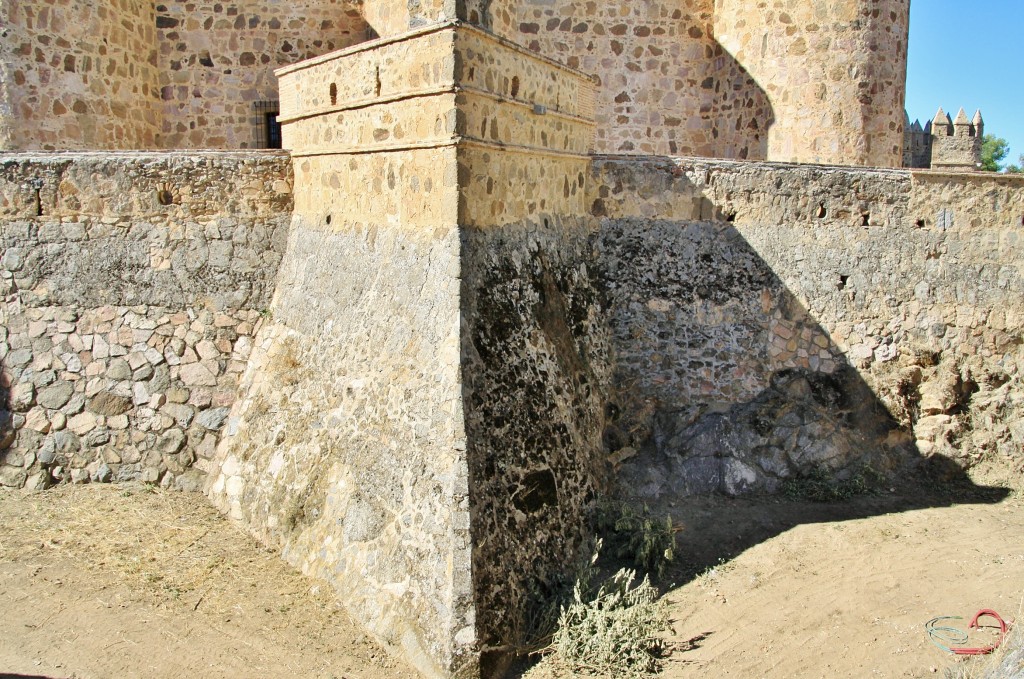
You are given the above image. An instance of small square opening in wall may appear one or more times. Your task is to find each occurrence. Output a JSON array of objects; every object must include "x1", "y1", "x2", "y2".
[{"x1": 254, "y1": 101, "x2": 282, "y2": 149}]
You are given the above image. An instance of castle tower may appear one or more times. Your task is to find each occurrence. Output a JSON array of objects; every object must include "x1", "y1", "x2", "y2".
[
  {"x1": 713, "y1": 0, "x2": 910, "y2": 167},
  {"x1": 902, "y1": 114, "x2": 932, "y2": 169},
  {"x1": 930, "y1": 106, "x2": 984, "y2": 171}
]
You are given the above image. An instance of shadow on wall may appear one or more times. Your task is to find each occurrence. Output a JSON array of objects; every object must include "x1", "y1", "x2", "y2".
[
  {"x1": 600, "y1": 216, "x2": 918, "y2": 497},
  {"x1": 0, "y1": 358, "x2": 13, "y2": 482},
  {"x1": 702, "y1": 41, "x2": 774, "y2": 161},
  {"x1": 593, "y1": 161, "x2": 1012, "y2": 576}
]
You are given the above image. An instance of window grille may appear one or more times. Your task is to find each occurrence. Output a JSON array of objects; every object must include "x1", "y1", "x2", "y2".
[{"x1": 254, "y1": 101, "x2": 282, "y2": 149}]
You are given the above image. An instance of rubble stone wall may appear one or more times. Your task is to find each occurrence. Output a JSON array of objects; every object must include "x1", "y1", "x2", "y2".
[
  {"x1": 593, "y1": 157, "x2": 1024, "y2": 498},
  {"x1": 0, "y1": 0, "x2": 161, "y2": 151},
  {"x1": 459, "y1": 153, "x2": 608, "y2": 669},
  {"x1": 471, "y1": 0, "x2": 772, "y2": 159},
  {"x1": 454, "y1": 38, "x2": 604, "y2": 655},
  {"x1": 155, "y1": 0, "x2": 368, "y2": 149},
  {"x1": 0, "y1": 152, "x2": 293, "y2": 491}
]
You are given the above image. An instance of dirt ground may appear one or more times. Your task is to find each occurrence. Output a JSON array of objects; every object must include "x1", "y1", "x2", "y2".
[
  {"x1": 0, "y1": 484, "x2": 408, "y2": 679},
  {"x1": 1, "y1": 467, "x2": 1022, "y2": 679}
]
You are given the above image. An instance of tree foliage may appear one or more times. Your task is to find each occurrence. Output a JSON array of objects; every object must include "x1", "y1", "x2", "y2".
[
  {"x1": 981, "y1": 134, "x2": 1010, "y2": 172},
  {"x1": 1006, "y1": 154, "x2": 1024, "y2": 174}
]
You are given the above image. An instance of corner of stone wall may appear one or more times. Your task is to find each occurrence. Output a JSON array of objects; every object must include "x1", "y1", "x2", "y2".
[{"x1": 205, "y1": 23, "x2": 611, "y2": 678}]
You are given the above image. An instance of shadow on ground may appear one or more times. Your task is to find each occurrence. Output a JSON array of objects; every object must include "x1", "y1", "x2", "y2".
[
  {"x1": 591, "y1": 162, "x2": 1014, "y2": 586},
  {"x1": 653, "y1": 475, "x2": 1010, "y2": 589}
]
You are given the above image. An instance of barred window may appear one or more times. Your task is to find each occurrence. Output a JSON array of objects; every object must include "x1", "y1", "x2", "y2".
[{"x1": 254, "y1": 101, "x2": 282, "y2": 149}]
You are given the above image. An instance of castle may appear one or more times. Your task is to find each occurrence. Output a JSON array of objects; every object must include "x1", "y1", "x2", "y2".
[
  {"x1": 3, "y1": 0, "x2": 911, "y2": 167},
  {"x1": 903, "y1": 107, "x2": 985, "y2": 171},
  {"x1": 2, "y1": 2, "x2": 1023, "y2": 678}
]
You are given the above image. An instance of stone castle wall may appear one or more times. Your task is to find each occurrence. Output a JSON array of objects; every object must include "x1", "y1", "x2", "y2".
[
  {"x1": 209, "y1": 29, "x2": 474, "y2": 679},
  {"x1": 454, "y1": 31, "x2": 606, "y2": 672},
  {"x1": 713, "y1": 0, "x2": 909, "y2": 166},
  {"x1": 476, "y1": 0, "x2": 772, "y2": 159},
  {"x1": 2, "y1": 1, "x2": 910, "y2": 167},
  {"x1": 207, "y1": 24, "x2": 607, "y2": 678},
  {"x1": 593, "y1": 158, "x2": 1024, "y2": 497},
  {"x1": 0, "y1": 0, "x2": 161, "y2": 150},
  {"x1": 459, "y1": 0, "x2": 907, "y2": 165},
  {"x1": 0, "y1": 152, "x2": 292, "y2": 491},
  {"x1": 155, "y1": 0, "x2": 367, "y2": 148},
  {"x1": 2, "y1": 151, "x2": 1021, "y2": 676},
  {"x1": 0, "y1": 0, "x2": 368, "y2": 151}
]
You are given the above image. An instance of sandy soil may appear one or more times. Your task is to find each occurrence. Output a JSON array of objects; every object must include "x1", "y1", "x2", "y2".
[
  {"x1": 0, "y1": 484, "x2": 408, "y2": 679},
  {"x1": 1, "y1": 472, "x2": 1021, "y2": 679},
  {"x1": 658, "y1": 491, "x2": 1024, "y2": 678}
]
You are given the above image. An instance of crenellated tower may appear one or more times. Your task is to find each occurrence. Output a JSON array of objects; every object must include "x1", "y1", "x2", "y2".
[{"x1": 928, "y1": 107, "x2": 984, "y2": 171}]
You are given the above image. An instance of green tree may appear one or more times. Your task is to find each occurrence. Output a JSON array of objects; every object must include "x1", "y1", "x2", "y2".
[
  {"x1": 1006, "y1": 154, "x2": 1024, "y2": 174},
  {"x1": 981, "y1": 135, "x2": 1010, "y2": 172}
]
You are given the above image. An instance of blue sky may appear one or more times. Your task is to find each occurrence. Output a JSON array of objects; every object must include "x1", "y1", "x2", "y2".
[{"x1": 905, "y1": 1, "x2": 1024, "y2": 167}]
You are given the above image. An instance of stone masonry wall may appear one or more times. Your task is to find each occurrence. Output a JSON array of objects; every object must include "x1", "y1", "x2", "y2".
[
  {"x1": 459, "y1": 161, "x2": 608, "y2": 672},
  {"x1": 462, "y1": 0, "x2": 908, "y2": 165},
  {"x1": 1, "y1": 0, "x2": 911, "y2": 166},
  {"x1": 472, "y1": 0, "x2": 772, "y2": 159},
  {"x1": 0, "y1": 152, "x2": 292, "y2": 491},
  {"x1": 713, "y1": 0, "x2": 909, "y2": 167},
  {"x1": 593, "y1": 157, "x2": 1024, "y2": 498},
  {"x1": 155, "y1": 0, "x2": 368, "y2": 148},
  {"x1": 208, "y1": 23, "x2": 606, "y2": 678},
  {"x1": 209, "y1": 28, "x2": 474, "y2": 679},
  {"x1": 0, "y1": 0, "x2": 161, "y2": 151}
]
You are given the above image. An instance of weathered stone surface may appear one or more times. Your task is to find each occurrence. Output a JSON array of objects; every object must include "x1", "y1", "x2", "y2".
[
  {"x1": 0, "y1": 16, "x2": 1020, "y2": 679},
  {"x1": 37, "y1": 382, "x2": 74, "y2": 410},
  {"x1": 179, "y1": 363, "x2": 218, "y2": 387},
  {"x1": 157, "y1": 429, "x2": 186, "y2": 455},
  {"x1": 24, "y1": 409, "x2": 51, "y2": 434},
  {"x1": 10, "y1": 382, "x2": 35, "y2": 412},
  {"x1": 0, "y1": 466, "x2": 28, "y2": 488},
  {"x1": 174, "y1": 469, "x2": 207, "y2": 493},
  {"x1": 106, "y1": 359, "x2": 132, "y2": 381},
  {"x1": 195, "y1": 408, "x2": 229, "y2": 431},
  {"x1": 594, "y1": 157, "x2": 1024, "y2": 494},
  {"x1": 1, "y1": 2, "x2": 367, "y2": 152},
  {"x1": 620, "y1": 369, "x2": 904, "y2": 498},
  {"x1": 210, "y1": 28, "x2": 605, "y2": 678},
  {"x1": 0, "y1": 154, "x2": 279, "y2": 494},
  {"x1": 88, "y1": 393, "x2": 133, "y2": 417},
  {"x1": 68, "y1": 412, "x2": 98, "y2": 436}
]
